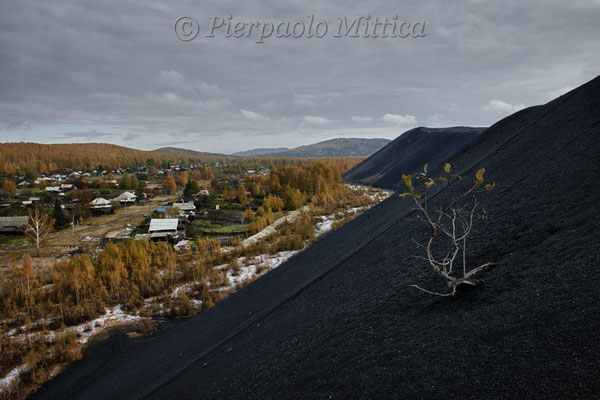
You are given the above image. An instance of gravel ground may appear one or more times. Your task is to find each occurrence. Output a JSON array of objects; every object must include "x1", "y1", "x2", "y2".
[{"x1": 343, "y1": 127, "x2": 483, "y2": 190}]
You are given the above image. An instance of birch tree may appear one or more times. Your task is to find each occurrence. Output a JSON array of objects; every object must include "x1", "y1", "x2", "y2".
[{"x1": 25, "y1": 208, "x2": 53, "y2": 257}]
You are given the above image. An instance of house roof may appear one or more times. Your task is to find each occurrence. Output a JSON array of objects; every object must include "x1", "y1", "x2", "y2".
[
  {"x1": 172, "y1": 202, "x2": 196, "y2": 211},
  {"x1": 148, "y1": 218, "x2": 178, "y2": 232},
  {"x1": 113, "y1": 191, "x2": 137, "y2": 202},
  {"x1": 0, "y1": 216, "x2": 29, "y2": 229},
  {"x1": 90, "y1": 198, "x2": 111, "y2": 206}
]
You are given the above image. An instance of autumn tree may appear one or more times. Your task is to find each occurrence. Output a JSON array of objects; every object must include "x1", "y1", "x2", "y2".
[
  {"x1": 77, "y1": 189, "x2": 93, "y2": 204},
  {"x1": 24, "y1": 350, "x2": 39, "y2": 383},
  {"x1": 165, "y1": 176, "x2": 177, "y2": 194},
  {"x1": 38, "y1": 161, "x2": 48, "y2": 174},
  {"x1": 25, "y1": 208, "x2": 54, "y2": 257},
  {"x1": 282, "y1": 185, "x2": 306, "y2": 210},
  {"x1": 238, "y1": 185, "x2": 248, "y2": 204},
  {"x1": 173, "y1": 291, "x2": 194, "y2": 317},
  {"x1": 222, "y1": 188, "x2": 236, "y2": 202},
  {"x1": 263, "y1": 194, "x2": 284, "y2": 212},
  {"x1": 2, "y1": 180, "x2": 16, "y2": 197},
  {"x1": 21, "y1": 254, "x2": 38, "y2": 294},
  {"x1": 177, "y1": 171, "x2": 189, "y2": 188}
]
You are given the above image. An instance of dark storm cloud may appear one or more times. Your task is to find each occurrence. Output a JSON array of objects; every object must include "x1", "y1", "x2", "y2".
[{"x1": 0, "y1": 0, "x2": 599, "y2": 153}]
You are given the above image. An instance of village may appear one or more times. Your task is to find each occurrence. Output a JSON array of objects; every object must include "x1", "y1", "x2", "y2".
[{"x1": 0, "y1": 161, "x2": 271, "y2": 258}]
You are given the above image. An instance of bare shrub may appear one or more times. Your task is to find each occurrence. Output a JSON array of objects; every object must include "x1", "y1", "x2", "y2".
[{"x1": 399, "y1": 163, "x2": 496, "y2": 296}]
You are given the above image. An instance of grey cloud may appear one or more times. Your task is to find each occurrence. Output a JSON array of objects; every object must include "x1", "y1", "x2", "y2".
[
  {"x1": 0, "y1": 0, "x2": 599, "y2": 153},
  {"x1": 57, "y1": 129, "x2": 116, "y2": 139}
]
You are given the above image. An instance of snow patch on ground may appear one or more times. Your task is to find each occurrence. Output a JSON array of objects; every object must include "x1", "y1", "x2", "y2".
[
  {"x1": 215, "y1": 250, "x2": 300, "y2": 290},
  {"x1": 315, "y1": 185, "x2": 392, "y2": 237},
  {"x1": 75, "y1": 305, "x2": 144, "y2": 345},
  {"x1": 0, "y1": 365, "x2": 28, "y2": 393},
  {"x1": 1, "y1": 305, "x2": 145, "y2": 394}
]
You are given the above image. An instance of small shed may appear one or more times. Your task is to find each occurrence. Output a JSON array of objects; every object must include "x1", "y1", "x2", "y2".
[
  {"x1": 172, "y1": 202, "x2": 196, "y2": 213},
  {"x1": 156, "y1": 205, "x2": 172, "y2": 213},
  {"x1": 148, "y1": 218, "x2": 179, "y2": 234}
]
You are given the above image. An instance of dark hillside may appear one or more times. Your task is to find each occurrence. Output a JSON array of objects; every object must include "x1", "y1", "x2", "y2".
[
  {"x1": 343, "y1": 127, "x2": 484, "y2": 189},
  {"x1": 34, "y1": 76, "x2": 600, "y2": 400}
]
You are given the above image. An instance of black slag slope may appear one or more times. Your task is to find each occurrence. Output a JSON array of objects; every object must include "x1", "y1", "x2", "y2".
[
  {"x1": 34, "y1": 76, "x2": 600, "y2": 400},
  {"x1": 343, "y1": 127, "x2": 484, "y2": 189}
]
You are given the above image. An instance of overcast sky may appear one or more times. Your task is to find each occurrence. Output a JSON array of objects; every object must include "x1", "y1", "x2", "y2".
[{"x1": 0, "y1": 0, "x2": 599, "y2": 154}]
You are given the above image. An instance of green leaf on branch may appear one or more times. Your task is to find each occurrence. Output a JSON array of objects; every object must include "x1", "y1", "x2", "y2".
[{"x1": 474, "y1": 168, "x2": 485, "y2": 185}]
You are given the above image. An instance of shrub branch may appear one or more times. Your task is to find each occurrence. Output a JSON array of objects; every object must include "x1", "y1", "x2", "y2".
[{"x1": 399, "y1": 164, "x2": 496, "y2": 296}]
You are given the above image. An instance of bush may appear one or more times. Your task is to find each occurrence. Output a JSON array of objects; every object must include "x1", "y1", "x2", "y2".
[
  {"x1": 173, "y1": 291, "x2": 194, "y2": 317},
  {"x1": 399, "y1": 163, "x2": 496, "y2": 296}
]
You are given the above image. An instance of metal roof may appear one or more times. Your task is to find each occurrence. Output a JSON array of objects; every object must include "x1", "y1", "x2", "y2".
[
  {"x1": 172, "y1": 202, "x2": 196, "y2": 211},
  {"x1": 113, "y1": 191, "x2": 137, "y2": 201},
  {"x1": 148, "y1": 218, "x2": 178, "y2": 232},
  {"x1": 90, "y1": 198, "x2": 111, "y2": 205},
  {"x1": 0, "y1": 216, "x2": 29, "y2": 228}
]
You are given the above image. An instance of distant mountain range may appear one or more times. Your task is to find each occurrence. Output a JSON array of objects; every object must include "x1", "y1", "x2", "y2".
[
  {"x1": 231, "y1": 147, "x2": 290, "y2": 157},
  {"x1": 153, "y1": 147, "x2": 223, "y2": 156},
  {"x1": 232, "y1": 138, "x2": 391, "y2": 158}
]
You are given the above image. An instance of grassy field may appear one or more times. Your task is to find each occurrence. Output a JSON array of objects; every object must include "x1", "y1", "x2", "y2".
[
  {"x1": 0, "y1": 235, "x2": 29, "y2": 247},
  {"x1": 193, "y1": 219, "x2": 249, "y2": 234}
]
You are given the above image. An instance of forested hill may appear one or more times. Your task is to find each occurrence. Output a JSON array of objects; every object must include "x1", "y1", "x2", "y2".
[{"x1": 0, "y1": 142, "x2": 227, "y2": 174}]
